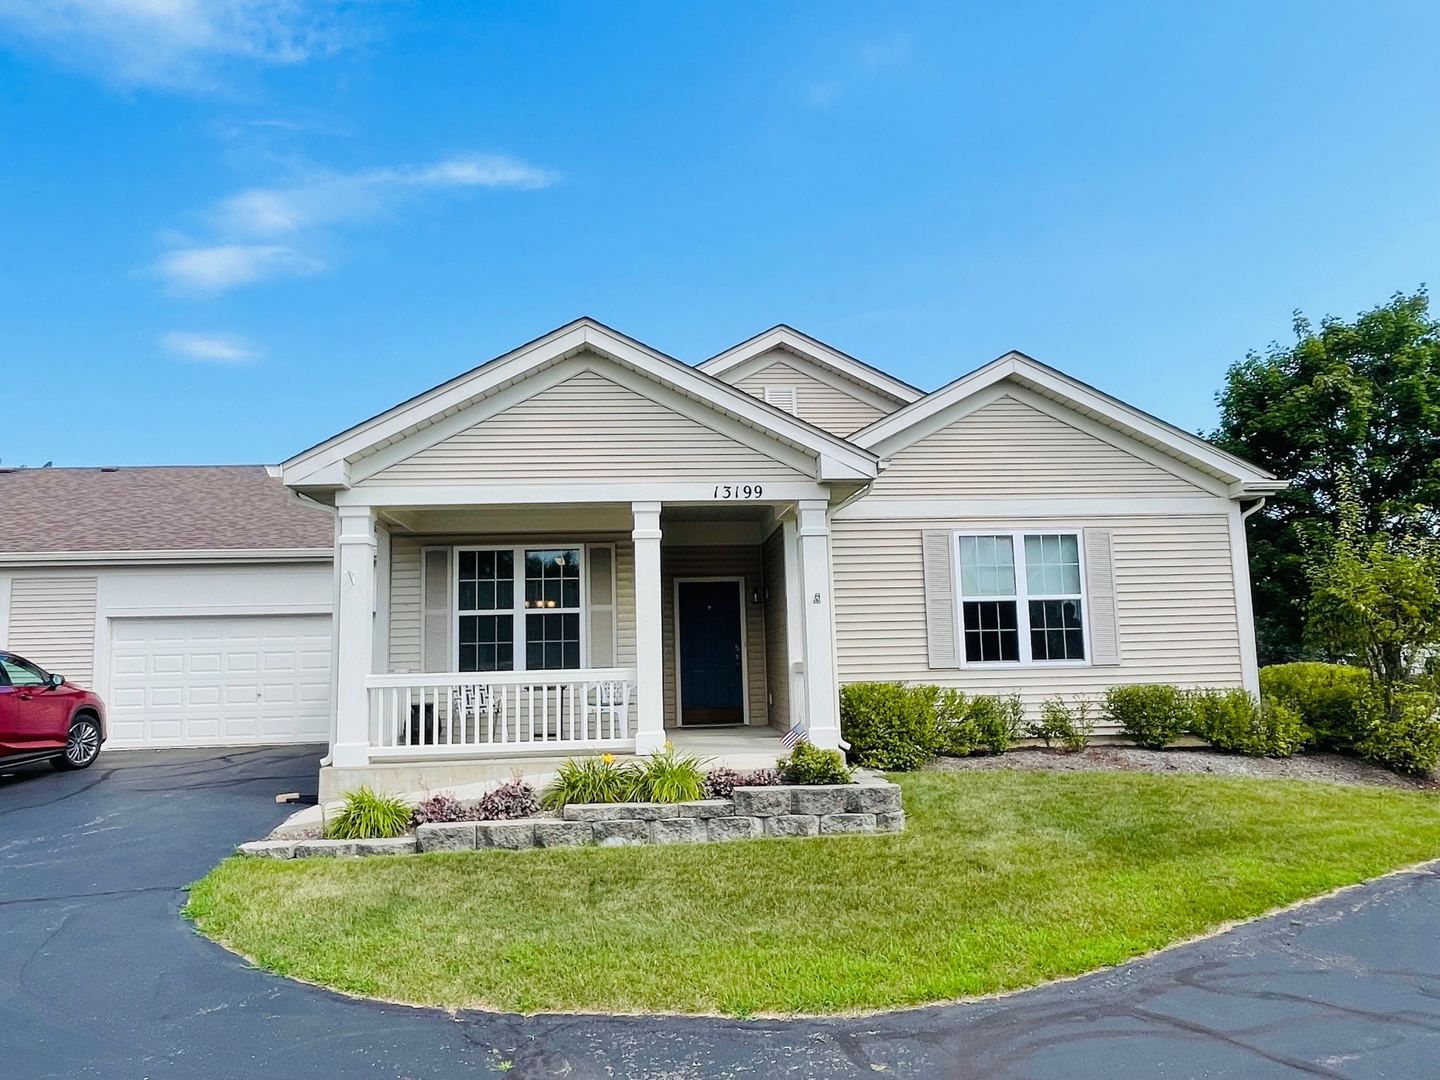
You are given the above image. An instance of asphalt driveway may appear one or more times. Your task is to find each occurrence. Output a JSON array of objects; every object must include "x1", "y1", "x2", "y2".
[{"x1": 2, "y1": 746, "x2": 1438, "y2": 1079}]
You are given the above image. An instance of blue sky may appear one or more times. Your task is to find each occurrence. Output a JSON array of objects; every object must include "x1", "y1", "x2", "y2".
[{"x1": 4, "y1": 2, "x2": 1439, "y2": 467}]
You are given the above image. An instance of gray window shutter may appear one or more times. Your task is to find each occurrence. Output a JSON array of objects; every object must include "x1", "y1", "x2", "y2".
[
  {"x1": 587, "y1": 543, "x2": 616, "y2": 667},
  {"x1": 421, "y1": 547, "x2": 451, "y2": 673},
  {"x1": 922, "y1": 530, "x2": 957, "y2": 669},
  {"x1": 1084, "y1": 528, "x2": 1121, "y2": 666}
]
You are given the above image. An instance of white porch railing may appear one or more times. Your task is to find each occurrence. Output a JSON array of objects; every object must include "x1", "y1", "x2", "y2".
[{"x1": 366, "y1": 669, "x2": 636, "y2": 758}]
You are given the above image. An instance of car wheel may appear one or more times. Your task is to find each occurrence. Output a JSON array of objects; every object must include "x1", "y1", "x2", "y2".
[{"x1": 53, "y1": 717, "x2": 102, "y2": 770}]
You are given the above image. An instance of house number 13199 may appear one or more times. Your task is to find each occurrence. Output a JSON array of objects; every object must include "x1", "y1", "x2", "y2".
[{"x1": 713, "y1": 484, "x2": 763, "y2": 499}]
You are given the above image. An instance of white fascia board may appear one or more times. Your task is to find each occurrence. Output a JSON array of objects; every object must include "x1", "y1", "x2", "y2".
[
  {"x1": 283, "y1": 319, "x2": 877, "y2": 489},
  {"x1": 0, "y1": 548, "x2": 334, "y2": 568},
  {"x1": 852, "y1": 352, "x2": 1280, "y2": 489},
  {"x1": 700, "y1": 326, "x2": 923, "y2": 405}
]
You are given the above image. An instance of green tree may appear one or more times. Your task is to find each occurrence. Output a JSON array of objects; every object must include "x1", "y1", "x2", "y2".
[
  {"x1": 1213, "y1": 291, "x2": 1440, "y2": 662},
  {"x1": 1305, "y1": 491, "x2": 1440, "y2": 713}
]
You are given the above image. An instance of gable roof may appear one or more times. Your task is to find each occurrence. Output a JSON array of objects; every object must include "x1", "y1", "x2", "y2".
[
  {"x1": 698, "y1": 325, "x2": 924, "y2": 407},
  {"x1": 851, "y1": 351, "x2": 1285, "y2": 496},
  {"x1": 0, "y1": 466, "x2": 333, "y2": 557},
  {"x1": 282, "y1": 318, "x2": 879, "y2": 488}
]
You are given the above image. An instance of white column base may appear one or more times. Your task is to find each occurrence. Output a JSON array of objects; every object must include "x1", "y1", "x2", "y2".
[{"x1": 330, "y1": 741, "x2": 372, "y2": 769}]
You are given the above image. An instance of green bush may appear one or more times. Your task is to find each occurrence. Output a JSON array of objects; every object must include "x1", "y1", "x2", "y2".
[
  {"x1": 630, "y1": 745, "x2": 707, "y2": 803},
  {"x1": 1105, "y1": 684, "x2": 1192, "y2": 749},
  {"x1": 1189, "y1": 689, "x2": 1308, "y2": 757},
  {"x1": 779, "y1": 740, "x2": 853, "y2": 784},
  {"x1": 1027, "y1": 697, "x2": 1094, "y2": 752},
  {"x1": 1259, "y1": 662, "x2": 1372, "y2": 748},
  {"x1": 325, "y1": 786, "x2": 413, "y2": 840},
  {"x1": 1356, "y1": 691, "x2": 1440, "y2": 775},
  {"x1": 540, "y1": 755, "x2": 639, "y2": 809},
  {"x1": 968, "y1": 693, "x2": 1025, "y2": 755},
  {"x1": 839, "y1": 682, "x2": 942, "y2": 770}
]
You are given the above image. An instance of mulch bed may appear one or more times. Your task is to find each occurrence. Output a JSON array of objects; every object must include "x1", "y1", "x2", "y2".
[{"x1": 926, "y1": 745, "x2": 1439, "y2": 790}]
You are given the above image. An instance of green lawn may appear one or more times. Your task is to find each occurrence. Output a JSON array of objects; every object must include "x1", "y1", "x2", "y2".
[{"x1": 185, "y1": 771, "x2": 1440, "y2": 1016}]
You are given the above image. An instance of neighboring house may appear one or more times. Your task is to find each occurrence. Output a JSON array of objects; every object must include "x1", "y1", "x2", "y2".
[
  {"x1": 276, "y1": 319, "x2": 1284, "y2": 797},
  {"x1": 0, "y1": 466, "x2": 334, "y2": 749}
]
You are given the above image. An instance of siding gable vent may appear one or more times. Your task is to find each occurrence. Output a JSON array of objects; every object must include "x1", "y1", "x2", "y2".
[{"x1": 763, "y1": 385, "x2": 799, "y2": 415}]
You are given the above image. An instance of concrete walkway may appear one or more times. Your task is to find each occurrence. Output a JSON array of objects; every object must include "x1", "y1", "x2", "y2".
[{"x1": 2, "y1": 745, "x2": 1437, "y2": 1079}]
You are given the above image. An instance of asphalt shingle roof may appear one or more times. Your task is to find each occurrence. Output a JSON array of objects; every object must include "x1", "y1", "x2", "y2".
[{"x1": 0, "y1": 466, "x2": 333, "y2": 553}]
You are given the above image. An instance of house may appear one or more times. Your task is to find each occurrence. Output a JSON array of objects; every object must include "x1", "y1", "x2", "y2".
[
  {"x1": 0, "y1": 466, "x2": 334, "y2": 748},
  {"x1": 276, "y1": 319, "x2": 1283, "y2": 797},
  {"x1": 0, "y1": 319, "x2": 1282, "y2": 794}
]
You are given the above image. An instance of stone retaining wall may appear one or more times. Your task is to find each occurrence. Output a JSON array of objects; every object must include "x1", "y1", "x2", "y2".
[{"x1": 237, "y1": 781, "x2": 904, "y2": 859}]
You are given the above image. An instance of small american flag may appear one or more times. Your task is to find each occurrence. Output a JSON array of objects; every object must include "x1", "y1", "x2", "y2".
[{"x1": 781, "y1": 724, "x2": 808, "y2": 750}]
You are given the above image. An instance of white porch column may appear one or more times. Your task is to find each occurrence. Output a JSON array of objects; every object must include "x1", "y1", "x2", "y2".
[
  {"x1": 797, "y1": 499, "x2": 841, "y2": 750},
  {"x1": 632, "y1": 501, "x2": 666, "y2": 754},
  {"x1": 332, "y1": 505, "x2": 377, "y2": 768}
]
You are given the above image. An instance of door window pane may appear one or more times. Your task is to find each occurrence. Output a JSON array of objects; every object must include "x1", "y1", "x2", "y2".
[
  {"x1": 1024, "y1": 534, "x2": 1081, "y2": 595},
  {"x1": 958, "y1": 535, "x2": 1016, "y2": 596},
  {"x1": 0, "y1": 656, "x2": 47, "y2": 686},
  {"x1": 526, "y1": 612, "x2": 581, "y2": 670},
  {"x1": 525, "y1": 549, "x2": 580, "y2": 610},
  {"x1": 962, "y1": 600, "x2": 1020, "y2": 662}
]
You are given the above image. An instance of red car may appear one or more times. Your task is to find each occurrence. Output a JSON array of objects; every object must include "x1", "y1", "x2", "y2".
[{"x1": 0, "y1": 651, "x2": 106, "y2": 771}]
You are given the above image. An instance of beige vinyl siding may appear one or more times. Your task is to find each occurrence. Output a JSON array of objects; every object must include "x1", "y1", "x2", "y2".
[
  {"x1": 388, "y1": 538, "x2": 423, "y2": 672},
  {"x1": 871, "y1": 395, "x2": 1209, "y2": 498},
  {"x1": 732, "y1": 358, "x2": 890, "y2": 437},
  {"x1": 662, "y1": 546, "x2": 768, "y2": 727},
  {"x1": 761, "y1": 526, "x2": 789, "y2": 730},
  {"x1": 365, "y1": 369, "x2": 811, "y2": 485},
  {"x1": 7, "y1": 575, "x2": 98, "y2": 687},
  {"x1": 831, "y1": 515, "x2": 1243, "y2": 729},
  {"x1": 386, "y1": 535, "x2": 635, "y2": 673}
]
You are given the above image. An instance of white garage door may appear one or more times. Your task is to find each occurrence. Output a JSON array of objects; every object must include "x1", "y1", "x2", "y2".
[{"x1": 108, "y1": 615, "x2": 332, "y2": 748}]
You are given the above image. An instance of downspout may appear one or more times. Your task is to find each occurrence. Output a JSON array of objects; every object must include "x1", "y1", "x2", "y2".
[{"x1": 1241, "y1": 497, "x2": 1267, "y2": 521}]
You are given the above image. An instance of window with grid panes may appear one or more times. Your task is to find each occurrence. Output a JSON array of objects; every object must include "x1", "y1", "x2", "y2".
[{"x1": 955, "y1": 532, "x2": 1086, "y2": 664}]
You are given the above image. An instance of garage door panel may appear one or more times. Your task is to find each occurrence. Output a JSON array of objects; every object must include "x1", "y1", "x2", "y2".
[{"x1": 108, "y1": 615, "x2": 332, "y2": 748}]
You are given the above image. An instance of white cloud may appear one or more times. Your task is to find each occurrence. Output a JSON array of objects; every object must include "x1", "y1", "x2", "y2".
[
  {"x1": 0, "y1": 0, "x2": 351, "y2": 89},
  {"x1": 218, "y1": 154, "x2": 558, "y2": 237},
  {"x1": 156, "y1": 243, "x2": 321, "y2": 291},
  {"x1": 154, "y1": 152, "x2": 557, "y2": 292},
  {"x1": 161, "y1": 329, "x2": 260, "y2": 362}
]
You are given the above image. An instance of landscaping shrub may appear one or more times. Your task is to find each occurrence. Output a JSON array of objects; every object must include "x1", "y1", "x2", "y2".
[
  {"x1": 941, "y1": 692, "x2": 1024, "y2": 756},
  {"x1": 839, "y1": 682, "x2": 942, "y2": 770},
  {"x1": 540, "y1": 755, "x2": 639, "y2": 809},
  {"x1": 630, "y1": 746, "x2": 707, "y2": 803},
  {"x1": 1027, "y1": 697, "x2": 1094, "y2": 752},
  {"x1": 475, "y1": 778, "x2": 540, "y2": 820},
  {"x1": 1189, "y1": 689, "x2": 1308, "y2": 758},
  {"x1": 412, "y1": 792, "x2": 469, "y2": 826},
  {"x1": 326, "y1": 786, "x2": 413, "y2": 840},
  {"x1": 703, "y1": 767, "x2": 782, "y2": 799},
  {"x1": 1105, "y1": 684, "x2": 1192, "y2": 748},
  {"x1": 1356, "y1": 690, "x2": 1440, "y2": 775},
  {"x1": 1259, "y1": 662, "x2": 1372, "y2": 748},
  {"x1": 778, "y1": 740, "x2": 853, "y2": 784}
]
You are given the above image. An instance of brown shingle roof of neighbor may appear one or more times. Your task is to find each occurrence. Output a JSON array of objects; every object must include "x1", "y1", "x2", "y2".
[{"x1": 0, "y1": 466, "x2": 333, "y2": 554}]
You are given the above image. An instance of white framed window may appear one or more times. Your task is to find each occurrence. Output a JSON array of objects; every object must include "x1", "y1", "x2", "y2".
[
  {"x1": 954, "y1": 531, "x2": 1088, "y2": 666},
  {"x1": 455, "y1": 546, "x2": 585, "y2": 672}
]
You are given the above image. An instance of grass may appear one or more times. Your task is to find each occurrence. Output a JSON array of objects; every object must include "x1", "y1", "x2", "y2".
[{"x1": 185, "y1": 771, "x2": 1440, "y2": 1016}]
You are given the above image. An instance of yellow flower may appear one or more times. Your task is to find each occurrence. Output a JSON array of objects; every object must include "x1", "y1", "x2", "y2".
[{"x1": 602, "y1": 753, "x2": 614, "y2": 764}]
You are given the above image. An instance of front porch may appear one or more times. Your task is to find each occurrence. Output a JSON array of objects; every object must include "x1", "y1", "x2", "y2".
[{"x1": 322, "y1": 498, "x2": 840, "y2": 796}]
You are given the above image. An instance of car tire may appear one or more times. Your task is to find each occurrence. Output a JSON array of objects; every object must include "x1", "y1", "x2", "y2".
[{"x1": 52, "y1": 717, "x2": 102, "y2": 770}]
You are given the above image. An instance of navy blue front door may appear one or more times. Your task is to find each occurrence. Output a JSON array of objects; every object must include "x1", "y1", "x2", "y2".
[{"x1": 677, "y1": 580, "x2": 745, "y2": 725}]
